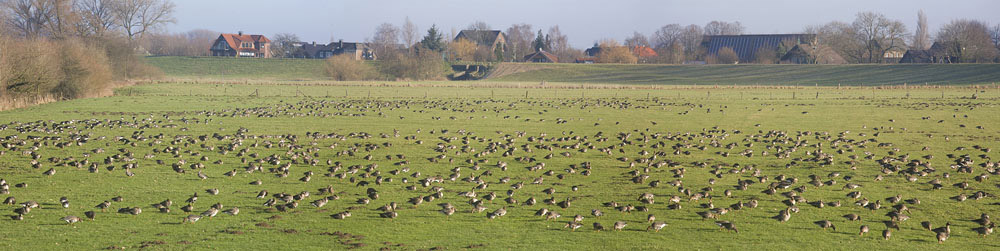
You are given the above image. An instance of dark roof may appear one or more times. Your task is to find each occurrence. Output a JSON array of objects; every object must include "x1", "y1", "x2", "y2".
[
  {"x1": 584, "y1": 47, "x2": 602, "y2": 57},
  {"x1": 703, "y1": 34, "x2": 816, "y2": 62},
  {"x1": 523, "y1": 50, "x2": 558, "y2": 63},
  {"x1": 455, "y1": 30, "x2": 504, "y2": 47},
  {"x1": 899, "y1": 41, "x2": 959, "y2": 63},
  {"x1": 780, "y1": 44, "x2": 847, "y2": 64}
]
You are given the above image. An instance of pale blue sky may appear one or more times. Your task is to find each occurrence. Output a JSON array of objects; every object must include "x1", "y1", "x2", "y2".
[{"x1": 168, "y1": 0, "x2": 999, "y2": 48}]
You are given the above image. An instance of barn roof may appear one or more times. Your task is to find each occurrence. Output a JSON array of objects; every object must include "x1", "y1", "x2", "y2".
[
  {"x1": 523, "y1": 50, "x2": 558, "y2": 63},
  {"x1": 703, "y1": 34, "x2": 816, "y2": 62},
  {"x1": 455, "y1": 30, "x2": 504, "y2": 47}
]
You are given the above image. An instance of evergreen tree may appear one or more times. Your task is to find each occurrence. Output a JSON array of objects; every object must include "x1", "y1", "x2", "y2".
[
  {"x1": 532, "y1": 30, "x2": 547, "y2": 51},
  {"x1": 420, "y1": 25, "x2": 445, "y2": 52}
]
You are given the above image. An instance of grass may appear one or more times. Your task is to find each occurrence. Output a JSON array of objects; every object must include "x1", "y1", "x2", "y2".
[
  {"x1": 487, "y1": 63, "x2": 1000, "y2": 86},
  {"x1": 144, "y1": 56, "x2": 330, "y2": 80},
  {"x1": 0, "y1": 82, "x2": 999, "y2": 250},
  {"x1": 146, "y1": 56, "x2": 1000, "y2": 86}
]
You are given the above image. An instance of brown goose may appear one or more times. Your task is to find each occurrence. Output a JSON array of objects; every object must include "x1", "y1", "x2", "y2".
[
  {"x1": 648, "y1": 221, "x2": 668, "y2": 232},
  {"x1": 613, "y1": 221, "x2": 627, "y2": 231},
  {"x1": 859, "y1": 225, "x2": 869, "y2": 236},
  {"x1": 716, "y1": 221, "x2": 738, "y2": 233},
  {"x1": 815, "y1": 220, "x2": 836, "y2": 231},
  {"x1": 62, "y1": 215, "x2": 81, "y2": 224}
]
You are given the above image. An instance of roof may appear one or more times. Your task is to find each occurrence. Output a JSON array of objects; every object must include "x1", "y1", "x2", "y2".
[
  {"x1": 781, "y1": 44, "x2": 847, "y2": 64},
  {"x1": 455, "y1": 30, "x2": 504, "y2": 47},
  {"x1": 216, "y1": 33, "x2": 270, "y2": 52},
  {"x1": 703, "y1": 34, "x2": 816, "y2": 62},
  {"x1": 632, "y1": 46, "x2": 658, "y2": 58},
  {"x1": 523, "y1": 50, "x2": 558, "y2": 63}
]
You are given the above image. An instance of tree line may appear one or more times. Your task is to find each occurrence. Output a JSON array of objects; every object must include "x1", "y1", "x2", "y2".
[{"x1": 1, "y1": 0, "x2": 171, "y2": 102}]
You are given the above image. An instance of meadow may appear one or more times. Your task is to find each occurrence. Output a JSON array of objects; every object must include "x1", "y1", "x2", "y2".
[{"x1": 1, "y1": 60, "x2": 999, "y2": 250}]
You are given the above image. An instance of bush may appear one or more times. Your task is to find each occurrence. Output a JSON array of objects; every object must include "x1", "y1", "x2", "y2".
[
  {"x1": 1, "y1": 38, "x2": 120, "y2": 100},
  {"x1": 55, "y1": 40, "x2": 113, "y2": 98},
  {"x1": 378, "y1": 48, "x2": 449, "y2": 81},
  {"x1": 715, "y1": 47, "x2": 740, "y2": 64},
  {"x1": 326, "y1": 54, "x2": 377, "y2": 81}
]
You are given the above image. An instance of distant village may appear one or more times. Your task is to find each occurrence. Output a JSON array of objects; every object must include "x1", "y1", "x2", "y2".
[{"x1": 196, "y1": 11, "x2": 997, "y2": 65}]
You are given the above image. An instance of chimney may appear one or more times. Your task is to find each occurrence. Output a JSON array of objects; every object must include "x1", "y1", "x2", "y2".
[{"x1": 238, "y1": 31, "x2": 243, "y2": 36}]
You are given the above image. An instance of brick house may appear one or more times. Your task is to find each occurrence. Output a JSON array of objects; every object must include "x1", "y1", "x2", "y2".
[{"x1": 210, "y1": 32, "x2": 272, "y2": 58}]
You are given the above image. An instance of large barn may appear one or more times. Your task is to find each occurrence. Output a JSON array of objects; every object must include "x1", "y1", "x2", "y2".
[{"x1": 702, "y1": 34, "x2": 817, "y2": 63}]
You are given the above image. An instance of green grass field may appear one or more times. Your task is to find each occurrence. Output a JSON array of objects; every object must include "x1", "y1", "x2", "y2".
[
  {"x1": 145, "y1": 56, "x2": 330, "y2": 80},
  {"x1": 1, "y1": 80, "x2": 999, "y2": 250},
  {"x1": 488, "y1": 63, "x2": 1000, "y2": 86}
]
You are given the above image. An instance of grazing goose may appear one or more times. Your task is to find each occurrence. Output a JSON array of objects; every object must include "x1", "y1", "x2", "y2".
[
  {"x1": 593, "y1": 222, "x2": 605, "y2": 232},
  {"x1": 974, "y1": 223, "x2": 995, "y2": 236},
  {"x1": 331, "y1": 211, "x2": 351, "y2": 219},
  {"x1": 647, "y1": 214, "x2": 655, "y2": 222},
  {"x1": 183, "y1": 214, "x2": 201, "y2": 224},
  {"x1": 96, "y1": 201, "x2": 111, "y2": 211},
  {"x1": 921, "y1": 221, "x2": 933, "y2": 231},
  {"x1": 815, "y1": 220, "x2": 836, "y2": 231},
  {"x1": 883, "y1": 229, "x2": 892, "y2": 240},
  {"x1": 223, "y1": 207, "x2": 239, "y2": 216},
  {"x1": 591, "y1": 209, "x2": 603, "y2": 218},
  {"x1": 201, "y1": 208, "x2": 219, "y2": 218},
  {"x1": 859, "y1": 225, "x2": 869, "y2": 236},
  {"x1": 844, "y1": 214, "x2": 861, "y2": 221},
  {"x1": 648, "y1": 221, "x2": 668, "y2": 232},
  {"x1": 936, "y1": 231, "x2": 948, "y2": 243},
  {"x1": 564, "y1": 221, "x2": 583, "y2": 231},
  {"x1": 932, "y1": 222, "x2": 951, "y2": 235},
  {"x1": 11, "y1": 214, "x2": 23, "y2": 221},
  {"x1": 380, "y1": 211, "x2": 398, "y2": 219},
  {"x1": 197, "y1": 171, "x2": 207, "y2": 180},
  {"x1": 613, "y1": 221, "x2": 627, "y2": 231},
  {"x1": 206, "y1": 188, "x2": 219, "y2": 195},
  {"x1": 84, "y1": 211, "x2": 96, "y2": 220},
  {"x1": 716, "y1": 221, "x2": 738, "y2": 233},
  {"x1": 62, "y1": 215, "x2": 81, "y2": 224},
  {"x1": 440, "y1": 206, "x2": 456, "y2": 217}
]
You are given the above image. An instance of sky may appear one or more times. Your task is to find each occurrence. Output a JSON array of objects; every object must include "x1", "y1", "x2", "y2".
[{"x1": 167, "y1": 0, "x2": 1000, "y2": 48}]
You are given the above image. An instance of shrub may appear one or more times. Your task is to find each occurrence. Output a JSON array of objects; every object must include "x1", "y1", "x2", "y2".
[
  {"x1": 715, "y1": 47, "x2": 740, "y2": 64},
  {"x1": 378, "y1": 47, "x2": 449, "y2": 81},
  {"x1": 55, "y1": 40, "x2": 114, "y2": 99},
  {"x1": 325, "y1": 54, "x2": 378, "y2": 81}
]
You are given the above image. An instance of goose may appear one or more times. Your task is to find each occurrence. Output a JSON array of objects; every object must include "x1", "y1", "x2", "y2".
[
  {"x1": 647, "y1": 214, "x2": 655, "y2": 222},
  {"x1": 593, "y1": 222, "x2": 605, "y2": 232},
  {"x1": 564, "y1": 221, "x2": 583, "y2": 231},
  {"x1": 883, "y1": 229, "x2": 892, "y2": 240},
  {"x1": 94, "y1": 201, "x2": 110, "y2": 212},
  {"x1": 380, "y1": 211, "x2": 398, "y2": 219},
  {"x1": 62, "y1": 215, "x2": 81, "y2": 224},
  {"x1": 937, "y1": 231, "x2": 948, "y2": 243},
  {"x1": 844, "y1": 214, "x2": 861, "y2": 221},
  {"x1": 648, "y1": 221, "x2": 668, "y2": 232},
  {"x1": 183, "y1": 214, "x2": 201, "y2": 224},
  {"x1": 859, "y1": 225, "x2": 869, "y2": 236},
  {"x1": 591, "y1": 209, "x2": 603, "y2": 218},
  {"x1": 201, "y1": 208, "x2": 219, "y2": 218},
  {"x1": 815, "y1": 220, "x2": 836, "y2": 231},
  {"x1": 197, "y1": 171, "x2": 207, "y2": 180},
  {"x1": 84, "y1": 211, "x2": 96, "y2": 220},
  {"x1": 223, "y1": 207, "x2": 239, "y2": 216},
  {"x1": 921, "y1": 221, "x2": 932, "y2": 231},
  {"x1": 613, "y1": 221, "x2": 627, "y2": 231},
  {"x1": 716, "y1": 221, "x2": 738, "y2": 233},
  {"x1": 974, "y1": 223, "x2": 995, "y2": 236}
]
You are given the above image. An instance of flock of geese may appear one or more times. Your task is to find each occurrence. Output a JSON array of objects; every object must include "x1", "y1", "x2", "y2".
[{"x1": 0, "y1": 98, "x2": 996, "y2": 247}]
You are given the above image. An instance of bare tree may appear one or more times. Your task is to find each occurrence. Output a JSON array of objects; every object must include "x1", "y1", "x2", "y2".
[
  {"x1": 466, "y1": 21, "x2": 490, "y2": 31},
  {"x1": 372, "y1": 22, "x2": 400, "y2": 59},
  {"x1": 505, "y1": 23, "x2": 533, "y2": 61},
  {"x1": 75, "y1": 0, "x2": 117, "y2": 37},
  {"x1": 401, "y1": 16, "x2": 417, "y2": 50},
  {"x1": 42, "y1": 0, "x2": 78, "y2": 38},
  {"x1": 851, "y1": 11, "x2": 907, "y2": 63},
  {"x1": 652, "y1": 24, "x2": 682, "y2": 49},
  {"x1": 679, "y1": 24, "x2": 703, "y2": 61},
  {"x1": 990, "y1": 24, "x2": 1000, "y2": 49},
  {"x1": 270, "y1": 33, "x2": 300, "y2": 58},
  {"x1": 3, "y1": 0, "x2": 55, "y2": 38},
  {"x1": 936, "y1": 19, "x2": 997, "y2": 63},
  {"x1": 624, "y1": 31, "x2": 649, "y2": 47},
  {"x1": 704, "y1": 21, "x2": 744, "y2": 35},
  {"x1": 111, "y1": 0, "x2": 175, "y2": 41},
  {"x1": 912, "y1": 10, "x2": 930, "y2": 50}
]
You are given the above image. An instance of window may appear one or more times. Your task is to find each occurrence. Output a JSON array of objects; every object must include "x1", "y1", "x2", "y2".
[{"x1": 241, "y1": 42, "x2": 253, "y2": 48}]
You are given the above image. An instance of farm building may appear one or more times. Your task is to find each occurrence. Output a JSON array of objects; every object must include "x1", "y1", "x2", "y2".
[
  {"x1": 899, "y1": 41, "x2": 960, "y2": 63},
  {"x1": 781, "y1": 44, "x2": 847, "y2": 64},
  {"x1": 290, "y1": 40, "x2": 376, "y2": 60},
  {"x1": 454, "y1": 30, "x2": 507, "y2": 54},
  {"x1": 210, "y1": 32, "x2": 271, "y2": 58},
  {"x1": 701, "y1": 34, "x2": 817, "y2": 63},
  {"x1": 632, "y1": 46, "x2": 658, "y2": 63},
  {"x1": 523, "y1": 50, "x2": 558, "y2": 63}
]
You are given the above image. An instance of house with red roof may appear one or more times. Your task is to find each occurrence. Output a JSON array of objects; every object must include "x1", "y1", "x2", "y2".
[
  {"x1": 632, "y1": 46, "x2": 658, "y2": 63},
  {"x1": 210, "y1": 32, "x2": 272, "y2": 58}
]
